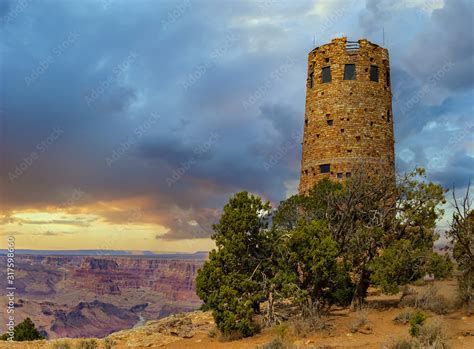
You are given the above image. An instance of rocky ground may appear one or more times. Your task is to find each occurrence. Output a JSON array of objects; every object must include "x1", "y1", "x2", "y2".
[{"x1": 1, "y1": 280, "x2": 473, "y2": 348}]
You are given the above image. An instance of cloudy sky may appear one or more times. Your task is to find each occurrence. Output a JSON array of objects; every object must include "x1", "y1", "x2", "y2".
[{"x1": 0, "y1": 0, "x2": 472, "y2": 252}]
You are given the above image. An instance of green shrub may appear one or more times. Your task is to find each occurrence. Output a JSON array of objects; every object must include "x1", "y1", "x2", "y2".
[
  {"x1": 0, "y1": 317, "x2": 44, "y2": 341},
  {"x1": 408, "y1": 311, "x2": 426, "y2": 337}
]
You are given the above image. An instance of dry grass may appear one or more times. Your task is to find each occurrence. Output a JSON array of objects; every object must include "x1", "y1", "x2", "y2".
[
  {"x1": 289, "y1": 315, "x2": 328, "y2": 337},
  {"x1": 418, "y1": 318, "x2": 450, "y2": 348},
  {"x1": 350, "y1": 308, "x2": 370, "y2": 333},
  {"x1": 52, "y1": 342, "x2": 71, "y2": 349},
  {"x1": 257, "y1": 338, "x2": 332, "y2": 349},
  {"x1": 386, "y1": 338, "x2": 413, "y2": 349},
  {"x1": 393, "y1": 310, "x2": 413, "y2": 325},
  {"x1": 75, "y1": 339, "x2": 98, "y2": 349},
  {"x1": 386, "y1": 318, "x2": 450, "y2": 349},
  {"x1": 399, "y1": 285, "x2": 450, "y2": 315}
]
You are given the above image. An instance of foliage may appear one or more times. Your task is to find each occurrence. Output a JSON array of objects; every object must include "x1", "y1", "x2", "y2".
[
  {"x1": 425, "y1": 253, "x2": 453, "y2": 279},
  {"x1": 408, "y1": 311, "x2": 426, "y2": 337},
  {"x1": 196, "y1": 192, "x2": 271, "y2": 337},
  {"x1": 0, "y1": 317, "x2": 44, "y2": 341},
  {"x1": 445, "y1": 184, "x2": 473, "y2": 315},
  {"x1": 284, "y1": 219, "x2": 354, "y2": 314},
  {"x1": 196, "y1": 168, "x2": 448, "y2": 338}
]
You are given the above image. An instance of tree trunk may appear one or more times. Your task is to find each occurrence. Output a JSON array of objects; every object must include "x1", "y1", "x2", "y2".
[
  {"x1": 351, "y1": 269, "x2": 370, "y2": 310},
  {"x1": 266, "y1": 290, "x2": 275, "y2": 326}
]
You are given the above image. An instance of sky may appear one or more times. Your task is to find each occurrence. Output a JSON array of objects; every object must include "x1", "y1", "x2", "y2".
[{"x1": 0, "y1": 0, "x2": 472, "y2": 252}]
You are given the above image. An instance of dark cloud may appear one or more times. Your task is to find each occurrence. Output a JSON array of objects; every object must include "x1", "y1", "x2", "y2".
[
  {"x1": 403, "y1": 0, "x2": 474, "y2": 92},
  {"x1": 0, "y1": 0, "x2": 472, "y2": 243},
  {"x1": 430, "y1": 151, "x2": 474, "y2": 190}
]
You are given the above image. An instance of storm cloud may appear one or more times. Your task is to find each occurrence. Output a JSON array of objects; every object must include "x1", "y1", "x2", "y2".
[{"x1": 0, "y1": 0, "x2": 472, "y2": 242}]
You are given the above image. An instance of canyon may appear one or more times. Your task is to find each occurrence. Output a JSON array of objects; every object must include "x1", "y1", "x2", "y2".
[{"x1": 0, "y1": 254, "x2": 205, "y2": 339}]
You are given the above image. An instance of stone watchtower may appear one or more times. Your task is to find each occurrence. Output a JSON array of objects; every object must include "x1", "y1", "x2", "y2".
[{"x1": 298, "y1": 37, "x2": 395, "y2": 194}]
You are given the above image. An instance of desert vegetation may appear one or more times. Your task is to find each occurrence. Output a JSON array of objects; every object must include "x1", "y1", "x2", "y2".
[
  {"x1": 0, "y1": 317, "x2": 44, "y2": 341},
  {"x1": 196, "y1": 167, "x2": 471, "y2": 344}
]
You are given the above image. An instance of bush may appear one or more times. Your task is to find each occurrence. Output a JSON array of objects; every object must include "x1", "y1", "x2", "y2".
[
  {"x1": 274, "y1": 323, "x2": 290, "y2": 341},
  {"x1": 76, "y1": 339, "x2": 98, "y2": 349},
  {"x1": 350, "y1": 308, "x2": 369, "y2": 333},
  {"x1": 257, "y1": 338, "x2": 286, "y2": 349},
  {"x1": 418, "y1": 319, "x2": 449, "y2": 348},
  {"x1": 393, "y1": 310, "x2": 413, "y2": 325},
  {"x1": 289, "y1": 316, "x2": 327, "y2": 337},
  {"x1": 399, "y1": 285, "x2": 450, "y2": 315},
  {"x1": 388, "y1": 319, "x2": 450, "y2": 349},
  {"x1": 387, "y1": 338, "x2": 414, "y2": 349},
  {"x1": 408, "y1": 311, "x2": 426, "y2": 337},
  {"x1": 0, "y1": 317, "x2": 44, "y2": 341},
  {"x1": 207, "y1": 328, "x2": 217, "y2": 338}
]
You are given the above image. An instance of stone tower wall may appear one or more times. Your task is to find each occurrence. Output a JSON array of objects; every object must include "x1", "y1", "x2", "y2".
[{"x1": 299, "y1": 37, "x2": 395, "y2": 194}]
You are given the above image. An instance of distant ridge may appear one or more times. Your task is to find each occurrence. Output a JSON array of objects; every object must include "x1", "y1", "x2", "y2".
[{"x1": 0, "y1": 249, "x2": 209, "y2": 259}]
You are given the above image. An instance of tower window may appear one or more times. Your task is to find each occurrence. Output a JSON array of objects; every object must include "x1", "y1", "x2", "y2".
[
  {"x1": 370, "y1": 65, "x2": 379, "y2": 82},
  {"x1": 327, "y1": 119, "x2": 333, "y2": 126},
  {"x1": 370, "y1": 121, "x2": 374, "y2": 126},
  {"x1": 344, "y1": 64, "x2": 356, "y2": 80},
  {"x1": 320, "y1": 164, "x2": 330, "y2": 173},
  {"x1": 346, "y1": 172, "x2": 352, "y2": 178},
  {"x1": 309, "y1": 72, "x2": 314, "y2": 88},
  {"x1": 322, "y1": 66, "x2": 331, "y2": 83},
  {"x1": 337, "y1": 172, "x2": 343, "y2": 179},
  {"x1": 325, "y1": 57, "x2": 330, "y2": 63},
  {"x1": 341, "y1": 129, "x2": 344, "y2": 133},
  {"x1": 356, "y1": 136, "x2": 361, "y2": 141},
  {"x1": 384, "y1": 59, "x2": 391, "y2": 87}
]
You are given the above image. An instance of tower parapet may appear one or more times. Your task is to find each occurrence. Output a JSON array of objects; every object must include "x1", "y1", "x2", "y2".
[{"x1": 299, "y1": 37, "x2": 395, "y2": 194}]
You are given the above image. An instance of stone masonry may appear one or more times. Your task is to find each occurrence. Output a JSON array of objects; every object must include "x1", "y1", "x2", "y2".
[{"x1": 299, "y1": 37, "x2": 395, "y2": 194}]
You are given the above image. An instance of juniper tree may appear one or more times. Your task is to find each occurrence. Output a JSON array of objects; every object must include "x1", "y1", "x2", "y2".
[
  {"x1": 196, "y1": 192, "x2": 271, "y2": 337},
  {"x1": 447, "y1": 184, "x2": 473, "y2": 315}
]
